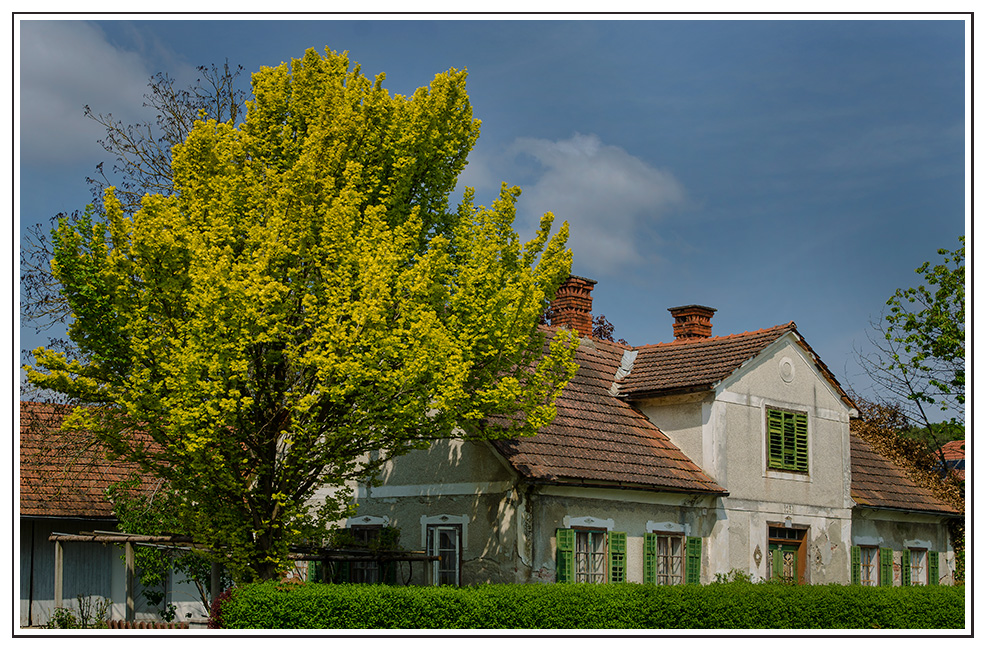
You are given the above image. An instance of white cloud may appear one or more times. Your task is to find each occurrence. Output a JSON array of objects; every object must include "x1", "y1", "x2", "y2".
[
  {"x1": 508, "y1": 133, "x2": 685, "y2": 277},
  {"x1": 19, "y1": 21, "x2": 170, "y2": 166}
]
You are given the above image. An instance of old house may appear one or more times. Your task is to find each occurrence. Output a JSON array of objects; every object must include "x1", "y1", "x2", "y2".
[
  {"x1": 19, "y1": 401, "x2": 208, "y2": 627},
  {"x1": 335, "y1": 276, "x2": 960, "y2": 588}
]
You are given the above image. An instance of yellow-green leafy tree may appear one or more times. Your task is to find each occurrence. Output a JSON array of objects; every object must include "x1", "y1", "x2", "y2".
[{"x1": 27, "y1": 48, "x2": 579, "y2": 583}]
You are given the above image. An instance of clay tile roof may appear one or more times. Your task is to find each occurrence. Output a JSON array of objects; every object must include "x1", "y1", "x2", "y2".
[
  {"x1": 20, "y1": 401, "x2": 160, "y2": 519},
  {"x1": 492, "y1": 334, "x2": 727, "y2": 495},
  {"x1": 619, "y1": 323, "x2": 856, "y2": 412},
  {"x1": 850, "y1": 434, "x2": 960, "y2": 516},
  {"x1": 619, "y1": 323, "x2": 796, "y2": 397},
  {"x1": 941, "y1": 440, "x2": 966, "y2": 480}
]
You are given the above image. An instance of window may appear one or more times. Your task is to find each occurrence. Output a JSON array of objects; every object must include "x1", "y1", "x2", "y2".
[
  {"x1": 852, "y1": 546, "x2": 882, "y2": 586},
  {"x1": 767, "y1": 526, "x2": 807, "y2": 584},
  {"x1": 426, "y1": 524, "x2": 461, "y2": 586},
  {"x1": 903, "y1": 548, "x2": 928, "y2": 586},
  {"x1": 644, "y1": 533, "x2": 701, "y2": 585},
  {"x1": 556, "y1": 529, "x2": 627, "y2": 583},
  {"x1": 349, "y1": 526, "x2": 381, "y2": 584},
  {"x1": 328, "y1": 524, "x2": 399, "y2": 585},
  {"x1": 766, "y1": 408, "x2": 808, "y2": 472},
  {"x1": 645, "y1": 534, "x2": 683, "y2": 585}
]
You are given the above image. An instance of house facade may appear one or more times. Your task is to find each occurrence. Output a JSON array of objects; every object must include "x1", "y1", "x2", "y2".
[{"x1": 334, "y1": 276, "x2": 960, "y2": 588}]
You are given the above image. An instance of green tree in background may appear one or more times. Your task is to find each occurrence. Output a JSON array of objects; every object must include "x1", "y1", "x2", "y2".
[
  {"x1": 858, "y1": 236, "x2": 965, "y2": 466},
  {"x1": 27, "y1": 48, "x2": 579, "y2": 583}
]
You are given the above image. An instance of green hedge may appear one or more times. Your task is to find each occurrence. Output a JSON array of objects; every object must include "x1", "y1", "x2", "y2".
[{"x1": 217, "y1": 582, "x2": 965, "y2": 629}]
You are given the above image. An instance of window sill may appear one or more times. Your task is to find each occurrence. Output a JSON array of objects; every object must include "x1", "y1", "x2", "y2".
[{"x1": 765, "y1": 469, "x2": 811, "y2": 482}]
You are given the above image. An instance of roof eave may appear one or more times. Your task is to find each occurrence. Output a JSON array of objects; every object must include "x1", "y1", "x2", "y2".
[
  {"x1": 522, "y1": 476, "x2": 729, "y2": 497},
  {"x1": 620, "y1": 384, "x2": 715, "y2": 401},
  {"x1": 852, "y1": 502, "x2": 962, "y2": 519}
]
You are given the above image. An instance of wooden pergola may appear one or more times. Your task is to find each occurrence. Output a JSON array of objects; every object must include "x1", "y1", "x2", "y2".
[
  {"x1": 49, "y1": 532, "x2": 440, "y2": 621},
  {"x1": 48, "y1": 531, "x2": 217, "y2": 622}
]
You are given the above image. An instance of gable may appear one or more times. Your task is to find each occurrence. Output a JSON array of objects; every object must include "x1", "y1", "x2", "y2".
[{"x1": 716, "y1": 332, "x2": 853, "y2": 418}]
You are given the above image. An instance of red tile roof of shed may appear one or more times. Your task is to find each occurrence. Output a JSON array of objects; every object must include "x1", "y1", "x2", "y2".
[
  {"x1": 941, "y1": 439, "x2": 965, "y2": 480},
  {"x1": 20, "y1": 401, "x2": 160, "y2": 519},
  {"x1": 492, "y1": 334, "x2": 727, "y2": 495},
  {"x1": 849, "y1": 434, "x2": 960, "y2": 516}
]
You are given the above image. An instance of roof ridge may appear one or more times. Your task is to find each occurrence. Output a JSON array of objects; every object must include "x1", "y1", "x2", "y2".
[{"x1": 632, "y1": 321, "x2": 796, "y2": 350}]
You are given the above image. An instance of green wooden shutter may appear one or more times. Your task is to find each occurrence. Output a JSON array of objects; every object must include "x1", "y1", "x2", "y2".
[
  {"x1": 901, "y1": 549, "x2": 911, "y2": 587},
  {"x1": 879, "y1": 547, "x2": 893, "y2": 586},
  {"x1": 771, "y1": 548, "x2": 783, "y2": 581},
  {"x1": 851, "y1": 546, "x2": 861, "y2": 585},
  {"x1": 929, "y1": 551, "x2": 940, "y2": 585},
  {"x1": 685, "y1": 536, "x2": 702, "y2": 585},
  {"x1": 608, "y1": 532, "x2": 627, "y2": 583},
  {"x1": 556, "y1": 528, "x2": 575, "y2": 583},
  {"x1": 643, "y1": 533, "x2": 657, "y2": 585},
  {"x1": 767, "y1": 410, "x2": 784, "y2": 469},
  {"x1": 793, "y1": 412, "x2": 809, "y2": 471},
  {"x1": 767, "y1": 409, "x2": 808, "y2": 471}
]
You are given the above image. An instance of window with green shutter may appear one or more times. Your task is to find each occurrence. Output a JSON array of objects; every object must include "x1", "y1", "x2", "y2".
[
  {"x1": 901, "y1": 549, "x2": 911, "y2": 586},
  {"x1": 685, "y1": 536, "x2": 702, "y2": 585},
  {"x1": 907, "y1": 548, "x2": 928, "y2": 585},
  {"x1": 879, "y1": 547, "x2": 893, "y2": 586},
  {"x1": 857, "y1": 546, "x2": 879, "y2": 586},
  {"x1": 767, "y1": 408, "x2": 809, "y2": 472},
  {"x1": 929, "y1": 551, "x2": 940, "y2": 585},
  {"x1": 645, "y1": 533, "x2": 686, "y2": 585},
  {"x1": 608, "y1": 531, "x2": 627, "y2": 583},
  {"x1": 556, "y1": 528, "x2": 575, "y2": 583}
]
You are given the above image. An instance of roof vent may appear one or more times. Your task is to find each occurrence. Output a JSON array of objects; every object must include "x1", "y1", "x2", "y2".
[{"x1": 669, "y1": 305, "x2": 716, "y2": 341}]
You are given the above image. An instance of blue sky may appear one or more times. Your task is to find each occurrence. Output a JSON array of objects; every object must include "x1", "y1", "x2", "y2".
[{"x1": 17, "y1": 16, "x2": 969, "y2": 416}]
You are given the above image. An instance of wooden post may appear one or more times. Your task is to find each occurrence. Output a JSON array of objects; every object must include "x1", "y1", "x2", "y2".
[
  {"x1": 53, "y1": 539, "x2": 63, "y2": 610},
  {"x1": 125, "y1": 541, "x2": 135, "y2": 622}
]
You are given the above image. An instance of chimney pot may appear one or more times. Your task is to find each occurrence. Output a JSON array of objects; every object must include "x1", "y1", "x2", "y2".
[
  {"x1": 669, "y1": 305, "x2": 716, "y2": 341},
  {"x1": 549, "y1": 275, "x2": 597, "y2": 338}
]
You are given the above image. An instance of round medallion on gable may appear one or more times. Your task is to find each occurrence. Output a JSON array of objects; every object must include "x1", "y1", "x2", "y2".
[{"x1": 779, "y1": 357, "x2": 795, "y2": 383}]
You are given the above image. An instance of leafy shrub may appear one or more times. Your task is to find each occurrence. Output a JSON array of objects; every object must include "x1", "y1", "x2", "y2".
[
  {"x1": 46, "y1": 595, "x2": 111, "y2": 629},
  {"x1": 207, "y1": 587, "x2": 234, "y2": 629},
  {"x1": 219, "y1": 582, "x2": 965, "y2": 630}
]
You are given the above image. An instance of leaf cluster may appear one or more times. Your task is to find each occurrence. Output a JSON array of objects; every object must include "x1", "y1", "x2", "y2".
[{"x1": 860, "y1": 237, "x2": 965, "y2": 427}]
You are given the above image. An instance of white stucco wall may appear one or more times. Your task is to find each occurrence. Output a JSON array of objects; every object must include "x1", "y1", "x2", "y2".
[{"x1": 636, "y1": 333, "x2": 857, "y2": 584}]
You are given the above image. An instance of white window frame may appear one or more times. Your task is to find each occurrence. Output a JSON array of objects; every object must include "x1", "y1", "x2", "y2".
[
  {"x1": 653, "y1": 533, "x2": 685, "y2": 585},
  {"x1": 573, "y1": 528, "x2": 609, "y2": 584},
  {"x1": 426, "y1": 524, "x2": 462, "y2": 586},
  {"x1": 909, "y1": 548, "x2": 928, "y2": 586},
  {"x1": 859, "y1": 546, "x2": 879, "y2": 586}
]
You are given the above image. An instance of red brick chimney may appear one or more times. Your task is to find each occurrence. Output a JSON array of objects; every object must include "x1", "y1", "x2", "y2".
[
  {"x1": 669, "y1": 305, "x2": 716, "y2": 341},
  {"x1": 550, "y1": 275, "x2": 596, "y2": 338}
]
